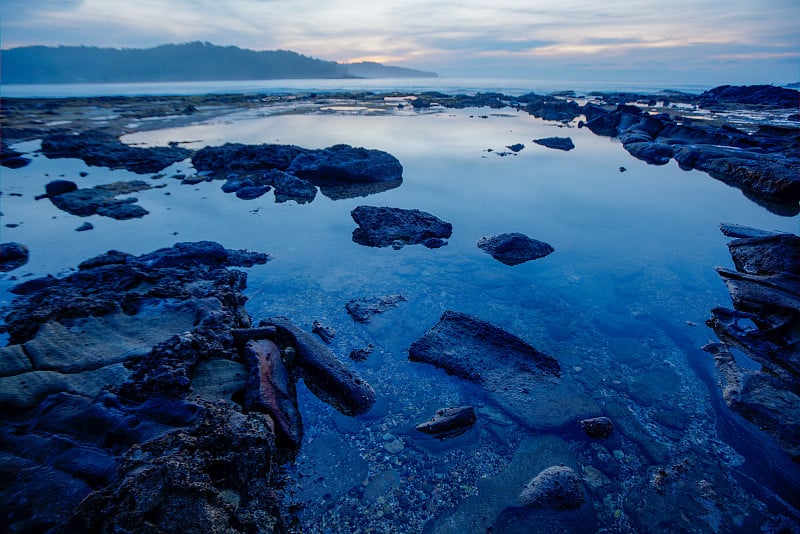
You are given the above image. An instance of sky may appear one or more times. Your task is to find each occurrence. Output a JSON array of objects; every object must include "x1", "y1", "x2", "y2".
[{"x1": 1, "y1": 0, "x2": 798, "y2": 85}]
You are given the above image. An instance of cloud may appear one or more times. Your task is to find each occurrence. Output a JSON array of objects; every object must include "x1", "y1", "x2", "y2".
[{"x1": 1, "y1": 0, "x2": 797, "y2": 83}]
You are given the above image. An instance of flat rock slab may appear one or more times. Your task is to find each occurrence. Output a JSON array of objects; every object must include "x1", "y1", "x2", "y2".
[
  {"x1": 47, "y1": 180, "x2": 151, "y2": 220},
  {"x1": 409, "y1": 311, "x2": 598, "y2": 428},
  {"x1": 351, "y1": 205, "x2": 452, "y2": 248},
  {"x1": 477, "y1": 233, "x2": 554, "y2": 265}
]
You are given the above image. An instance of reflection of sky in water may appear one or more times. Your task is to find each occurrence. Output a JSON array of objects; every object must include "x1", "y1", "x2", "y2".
[{"x1": 2, "y1": 109, "x2": 799, "y2": 529}]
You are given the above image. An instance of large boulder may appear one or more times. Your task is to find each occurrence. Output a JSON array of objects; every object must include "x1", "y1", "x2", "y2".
[
  {"x1": 519, "y1": 466, "x2": 585, "y2": 510},
  {"x1": 350, "y1": 205, "x2": 452, "y2": 248}
]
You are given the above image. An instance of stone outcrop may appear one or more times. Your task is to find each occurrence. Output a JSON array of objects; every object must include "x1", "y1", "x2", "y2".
[
  {"x1": 0, "y1": 240, "x2": 378, "y2": 531},
  {"x1": 350, "y1": 205, "x2": 452, "y2": 249},
  {"x1": 477, "y1": 233, "x2": 554, "y2": 266},
  {"x1": 40, "y1": 130, "x2": 189, "y2": 174},
  {"x1": 703, "y1": 224, "x2": 800, "y2": 460},
  {"x1": 409, "y1": 311, "x2": 599, "y2": 428}
]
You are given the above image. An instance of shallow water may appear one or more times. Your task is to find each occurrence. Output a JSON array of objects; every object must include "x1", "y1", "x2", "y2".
[{"x1": 1, "y1": 106, "x2": 799, "y2": 532}]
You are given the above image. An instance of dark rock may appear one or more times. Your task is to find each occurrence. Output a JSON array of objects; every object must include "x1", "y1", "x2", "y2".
[
  {"x1": 312, "y1": 319, "x2": 336, "y2": 344},
  {"x1": 477, "y1": 233, "x2": 554, "y2": 266},
  {"x1": 41, "y1": 130, "x2": 189, "y2": 174},
  {"x1": 193, "y1": 142, "x2": 308, "y2": 175},
  {"x1": 75, "y1": 222, "x2": 94, "y2": 232},
  {"x1": 235, "y1": 184, "x2": 271, "y2": 200},
  {"x1": 673, "y1": 145, "x2": 800, "y2": 211},
  {"x1": 623, "y1": 142, "x2": 674, "y2": 165},
  {"x1": 45, "y1": 179, "x2": 78, "y2": 197},
  {"x1": 408, "y1": 311, "x2": 599, "y2": 429},
  {"x1": 518, "y1": 93, "x2": 583, "y2": 122},
  {"x1": 580, "y1": 416, "x2": 614, "y2": 439},
  {"x1": 519, "y1": 465, "x2": 585, "y2": 509},
  {"x1": 533, "y1": 137, "x2": 575, "y2": 151},
  {"x1": 0, "y1": 242, "x2": 29, "y2": 272},
  {"x1": 0, "y1": 143, "x2": 31, "y2": 168},
  {"x1": 287, "y1": 144, "x2": 403, "y2": 184},
  {"x1": 243, "y1": 339, "x2": 302, "y2": 449},
  {"x1": 345, "y1": 294, "x2": 407, "y2": 323},
  {"x1": 349, "y1": 344, "x2": 374, "y2": 362},
  {"x1": 265, "y1": 316, "x2": 376, "y2": 416},
  {"x1": 350, "y1": 205, "x2": 452, "y2": 248},
  {"x1": 718, "y1": 222, "x2": 781, "y2": 239},
  {"x1": 221, "y1": 177, "x2": 255, "y2": 193},
  {"x1": 416, "y1": 406, "x2": 476, "y2": 439},
  {"x1": 705, "y1": 225, "x2": 800, "y2": 460},
  {"x1": 0, "y1": 241, "x2": 287, "y2": 532},
  {"x1": 263, "y1": 169, "x2": 317, "y2": 204},
  {"x1": 47, "y1": 180, "x2": 151, "y2": 220},
  {"x1": 506, "y1": 143, "x2": 525, "y2": 153},
  {"x1": 409, "y1": 311, "x2": 561, "y2": 382},
  {"x1": 698, "y1": 85, "x2": 800, "y2": 109}
]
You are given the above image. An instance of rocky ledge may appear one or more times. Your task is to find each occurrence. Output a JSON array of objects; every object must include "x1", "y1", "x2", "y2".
[
  {"x1": 0, "y1": 241, "x2": 375, "y2": 532},
  {"x1": 703, "y1": 223, "x2": 800, "y2": 460},
  {"x1": 194, "y1": 143, "x2": 404, "y2": 202},
  {"x1": 41, "y1": 130, "x2": 190, "y2": 174}
]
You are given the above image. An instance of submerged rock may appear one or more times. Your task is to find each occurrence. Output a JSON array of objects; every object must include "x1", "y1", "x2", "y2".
[
  {"x1": 409, "y1": 311, "x2": 597, "y2": 428},
  {"x1": 345, "y1": 294, "x2": 407, "y2": 323},
  {"x1": 533, "y1": 137, "x2": 575, "y2": 151},
  {"x1": 416, "y1": 406, "x2": 477, "y2": 439},
  {"x1": 477, "y1": 232, "x2": 554, "y2": 266},
  {"x1": 0, "y1": 242, "x2": 29, "y2": 272},
  {"x1": 264, "y1": 169, "x2": 317, "y2": 204},
  {"x1": 350, "y1": 205, "x2": 452, "y2": 248},
  {"x1": 704, "y1": 224, "x2": 800, "y2": 460},
  {"x1": 580, "y1": 416, "x2": 615, "y2": 440},
  {"x1": 265, "y1": 316, "x2": 376, "y2": 416},
  {"x1": 519, "y1": 466, "x2": 585, "y2": 509}
]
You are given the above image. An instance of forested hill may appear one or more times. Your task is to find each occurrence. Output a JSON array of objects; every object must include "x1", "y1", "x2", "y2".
[{"x1": 0, "y1": 42, "x2": 438, "y2": 84}]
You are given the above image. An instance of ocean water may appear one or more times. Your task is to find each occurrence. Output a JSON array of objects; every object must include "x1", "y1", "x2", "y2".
[
  {"x1": 0, "y1": 77, "x2": 715, "y2": 98},
  {"x1": 1, "y1": 99, "x2": 799, "y2": 531}
]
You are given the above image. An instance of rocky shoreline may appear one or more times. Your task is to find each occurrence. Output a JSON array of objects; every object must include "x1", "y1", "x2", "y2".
[{"x1": 1, "y1": 84, "x2": 799, "y2": 532}]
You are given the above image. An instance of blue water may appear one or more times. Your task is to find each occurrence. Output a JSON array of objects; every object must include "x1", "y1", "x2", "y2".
[
  {"x1": 0, "y1": 77, "x2": 715, "y2": 98},
  {"x1": 1, "y1": 100, "x2": 798, "y2": 532}
]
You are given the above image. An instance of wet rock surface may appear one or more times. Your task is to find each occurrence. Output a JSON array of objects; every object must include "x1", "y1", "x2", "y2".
[
  {"x1": 41, "y1": 130, "x2": 189, "y2": 173},
  {"x1": 351, "y1": 206, "x2": 452, "y2": 248},
  {"x1": 477, "y1": 233, "x2": 554, "y2": 266},
  {"x1": 416, "y1": 406, "x2": 476, "y2": 439},
  {"x1": 194, "y1": 142, "x2": 403, "y2": 202},
  {"x1": 519, "y1": 465, "x2": 585, "y2": 509},
  {"x1": 0, "y1": 240, "x2": 378, "y2": 532},
  {"x1": 43, "y1": 179, "x2": 152, "y2": 219},
  {"x1": 0, "y1": 242, "x2": 29, "y2": 272},
  {"x1": 345, "y1": 294, "x2": 407, "y2": 323},
  {"x1": 704, "y1": 224, "x2": 800, "y2": 460},
  {"x1": 409, "y1": 311, "x2": 598, "y2": 428}
]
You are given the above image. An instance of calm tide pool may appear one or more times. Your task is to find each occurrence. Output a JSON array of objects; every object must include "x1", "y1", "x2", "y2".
[{"x1": 2, "y1": 106, "x2": 798, "y2": 532}]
